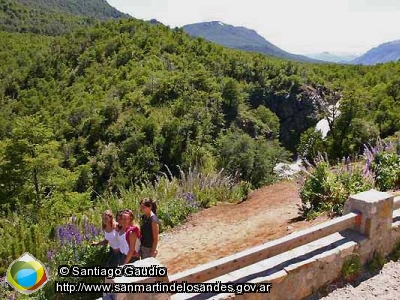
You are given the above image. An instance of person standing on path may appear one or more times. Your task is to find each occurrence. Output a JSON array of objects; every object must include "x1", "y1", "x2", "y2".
[
  {"x1": 119, "y1": 209, "x2": 141, "y2": 264},
  {"x1": 91, "y1": 210, "x2": 121, "y2": 267},
  {"x1": 139, "y1": 198, "x2": 159, "y2": 259}
]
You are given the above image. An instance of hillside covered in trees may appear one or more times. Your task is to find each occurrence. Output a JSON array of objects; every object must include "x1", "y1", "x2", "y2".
[
  {"x1": 0, "y1": 0, "x2": 129, "y2": 35},
  {"x1": 1, "y1": 15, "x2": 400, "y2": 214},
  {"x1": 1, "y1": 3, "x2": 400, "y2": 297},
  {"x1": 16, "y1": 0, "x2": 129, "y2": 19},
  {"x1": 182, "y1": 21, "x2": 321, "y2": 63}
]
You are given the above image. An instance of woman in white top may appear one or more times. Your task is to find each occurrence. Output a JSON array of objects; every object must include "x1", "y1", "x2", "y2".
[
  {"x1": 92, "y1": 210, "x2": 121, "y2": 267},
  {"x1": 118, "y1": 209, "x2": 141, "y2": 265}
]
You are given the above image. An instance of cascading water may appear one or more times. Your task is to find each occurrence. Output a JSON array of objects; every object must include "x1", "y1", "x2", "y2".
[{"x1": 274, "y1": 101, "x2": 341, "y2": 178}]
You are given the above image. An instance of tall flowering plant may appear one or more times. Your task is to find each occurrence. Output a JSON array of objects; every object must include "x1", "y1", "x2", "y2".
[
  {"x1": 37, "y1": 216, "x2": 108, "y2": 300},
  {"x1": 299, "y1": 153, "x2": 374, "y2": 218},
  {"x1": 50, "y1": 215, "x2": 104, "y2": 266},
  {"x1": 363, "y1": 138, "x2": 400, "y2": 191}
]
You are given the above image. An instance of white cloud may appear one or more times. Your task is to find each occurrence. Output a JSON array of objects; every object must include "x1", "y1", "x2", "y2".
[{"x1": 107, "y1": 0, "x2": 400, "y2": 54}]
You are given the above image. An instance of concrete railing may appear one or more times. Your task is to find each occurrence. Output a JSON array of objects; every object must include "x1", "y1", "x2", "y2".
[
  {"x1": 168, "y1": 212, "x2": 360, "y2": 284},
  {"x1": 103, "y1": 189, "x2": 400, "y2": 300}
]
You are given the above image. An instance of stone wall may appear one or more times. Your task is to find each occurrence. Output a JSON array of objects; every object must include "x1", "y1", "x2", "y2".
[
  {"x1": 99, "y1": 190, "x2": 400, "y2": 300},
  {"x1": 268, "y1": 190, "x2": 399, "y2": 300},
  {"x1": 259, "y1": 190, "x2": 400, "y2": 300}
]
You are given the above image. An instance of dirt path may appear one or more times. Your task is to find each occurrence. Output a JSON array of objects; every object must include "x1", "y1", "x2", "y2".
[
  {"x1": 156, "y1": 180, "x2": 328, "y2": 274},
  {"x1": 309, "y1": 261, "x2": 400, "y2": 300}
]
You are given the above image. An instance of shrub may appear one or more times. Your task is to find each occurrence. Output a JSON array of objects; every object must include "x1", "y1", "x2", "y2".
[
  {"x1": 364, "y1": 139, "x2": 400, "y2": 191},
  {"x1": 367, "y1": 251, "x2": 386, "y2": 273},
  {"x1": 299, "y1": 160, "x2": 333, "y2": 216},
  {"x1": 389, "y1": 239, "x2": 400, "y2": 262},
  {"x1": 341, "y1": 255, "x2": 362, "y2": 282},
  {"x1": 0, "y1": 167, "x2": 249, "y2": 300},
  {"x1": 107, "y1": 167, "x2": 249, "y2": 231},
  {"x1": 35, "y1": 219, "x2": 107, "y2": 300},
  {"x1": 0, "y1": 276, "x2": 14, "y2": 300},
  {"x1": 370, "y1": 153, "x2": 400, "y2": 191},
  {"x1": 216, "y1": 129, "x2": 290, "y2": 188},
  {"x1": 299, "y1": 155, "x2": 373, "y2": 218}
]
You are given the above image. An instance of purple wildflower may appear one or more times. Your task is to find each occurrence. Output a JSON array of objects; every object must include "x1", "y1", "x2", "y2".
[
  {"x1": 83, "y1": 223, "x2": 90, "y2": 240},
  {"x1": 185, "y1": 192, "x2": 195, "y2": 201},
  {"x1": 96, "y1": 227, "x2": 102, "y2": 236},
  {"x1": 183, "y1": 192, "x2": 198, "y2": 209},
  {"x1": 73, "y1": 246, "x2": 79, "y2": 262},
  {"x1": 0, "y1": 276, "x2": 7, "y2": 288},
  {"x1": 75, "y1": 233, "x2": 83, "y2": 244},
  {"x1": 47, "y1": 250, "x2": 54, "y2": 261},
  {"x1": 345, "y1": 157, "x2": 350, "y2": 172},
  {"x1": 56, "y1": 223, "x2": 83, "y2": 245},
  {"x1": 363, "y1": 158, "x2": 371, "y2": 175},
  {"x1": 71, "y1": 215, "x2": 77, "y2": 223},
  {"x1": 83, "y1": 223, "x2": 100, "y2": 240},
  {"x1": 56, "y1": 226, "x2": 66, "y2": 246},
  {"x1": 90, "y1": 224, "x2": 97, "y2": 237}
]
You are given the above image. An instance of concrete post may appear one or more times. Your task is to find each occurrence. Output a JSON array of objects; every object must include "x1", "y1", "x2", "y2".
[{"x1": 344, "y1": 189, "x2": 394, "y2": 255}]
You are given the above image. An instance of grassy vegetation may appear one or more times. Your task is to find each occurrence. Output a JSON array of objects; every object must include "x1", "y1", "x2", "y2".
[{"x1": 341, "y1": 255, "x2": 362, "y2": 282}]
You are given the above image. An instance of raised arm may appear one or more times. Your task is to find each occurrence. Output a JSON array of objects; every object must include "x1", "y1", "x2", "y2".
[{"x1": 91, "y1": 239, "x2": 108, "y2": 246}]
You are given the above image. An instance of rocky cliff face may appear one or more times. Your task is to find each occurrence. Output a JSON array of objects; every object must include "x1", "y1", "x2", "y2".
[{"x1": 250, "y1": 85, "x2": 339, "y2": 153}]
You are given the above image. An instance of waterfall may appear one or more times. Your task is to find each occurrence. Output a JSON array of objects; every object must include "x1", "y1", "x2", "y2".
[{"x1": 274, "y1": 100, "x2": 341, "y2": 178}]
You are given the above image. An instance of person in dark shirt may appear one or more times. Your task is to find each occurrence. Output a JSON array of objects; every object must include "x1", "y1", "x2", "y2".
[{"x1": 139, "y1": 198, "x2": 159, "y2": 259}]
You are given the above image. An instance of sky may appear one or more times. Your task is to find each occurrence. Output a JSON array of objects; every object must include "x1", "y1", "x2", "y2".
[{"x1": 107, "y1": 0, "x2": 400, "y2": 55}]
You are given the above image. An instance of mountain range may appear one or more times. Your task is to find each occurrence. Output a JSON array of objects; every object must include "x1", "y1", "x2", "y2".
[
  {"x1": 305, "y1": 52, "x2": 359, "y2": 64},
  {"x1": 182, "y1": 21, "x2": 323, "y2": 63},
  {"x1": 182, "y1": 21, "x2": 400, "y2": 66},
  {"x1": 351, "y1": 40, "x2": 400, "y2": 65},
  {"x1": 4, "y1": 0, "x2": 398, "y2": 67}
]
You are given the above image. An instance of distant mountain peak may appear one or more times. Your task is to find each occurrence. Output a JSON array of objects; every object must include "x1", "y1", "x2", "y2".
[
  {"x1": 382, "y1": 39, "x2": 400, "y2": 46},
  {"x1": 306, "y1": 52, "x2": 358, "y2": 63},
  {"x1": 208, "y1": 21, "x2": 226, "y2": 26},
  {"x1": 352, "y1": 39, "x2": 400, "y2": 65},
  {"x1": 182, "y1": 21, "x2": 323, "y2": 63}
]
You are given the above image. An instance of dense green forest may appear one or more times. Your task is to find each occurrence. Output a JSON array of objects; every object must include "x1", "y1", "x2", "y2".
[
  {"x1": 1, "y1": 16, "x2": 400, "y2": 217},
  {"x1": 0, "y1": 0, "x2": 128, "y2": 35},
  {"x1": 16, "y1": 0, "x2": 129, "y2": 19},
  {"x1": 1, "y1": 1, "x2": 400, "y2": 298}
]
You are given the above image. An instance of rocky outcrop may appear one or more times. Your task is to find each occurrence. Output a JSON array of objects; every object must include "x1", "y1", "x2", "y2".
[{"x1": 250, "y1": 84, "x2": 341, "y2": 154}]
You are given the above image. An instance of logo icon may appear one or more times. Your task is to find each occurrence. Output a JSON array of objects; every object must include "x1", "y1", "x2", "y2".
[{"x1": 6, "y1": 252, "x2": 49, "y2": 294}]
